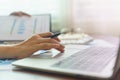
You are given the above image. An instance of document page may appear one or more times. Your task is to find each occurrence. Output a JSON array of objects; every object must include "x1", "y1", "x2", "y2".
[{"x1": 0, "y1": 14, "x2": 51, "y2": 41}]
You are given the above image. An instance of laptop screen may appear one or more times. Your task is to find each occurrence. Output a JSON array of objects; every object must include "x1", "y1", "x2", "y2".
[{"x1": 0, "y1": 14, "x2": 51, "y2": 41}]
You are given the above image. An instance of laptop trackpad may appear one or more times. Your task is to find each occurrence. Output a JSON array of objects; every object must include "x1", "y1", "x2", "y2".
[{"x1": 31, "y1": 49, "x2": 61, "y2": 58}]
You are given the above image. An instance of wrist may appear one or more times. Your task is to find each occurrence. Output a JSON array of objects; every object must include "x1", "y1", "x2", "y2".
[
  {"x1": 10, "y1": 43, "x2": 24, "y2": 59},
  {"x1": 0, "y1": 45, "x2": 17, "y2": 58}
]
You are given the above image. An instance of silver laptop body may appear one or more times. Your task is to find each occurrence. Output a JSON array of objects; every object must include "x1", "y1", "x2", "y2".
[{"x1": 12, "y1": 41, "x2": 120, "y2": 80}]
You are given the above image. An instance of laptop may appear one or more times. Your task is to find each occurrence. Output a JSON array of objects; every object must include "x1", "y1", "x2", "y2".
[
  {"x1": 0, "y1": 14, "x2": 51, "y2": 43},
  {"x1": 12, "y1": 39, "x2": 120, "y2": 80}
]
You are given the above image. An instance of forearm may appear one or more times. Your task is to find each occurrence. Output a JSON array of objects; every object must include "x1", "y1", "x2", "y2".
[{"x1": 0, "y1": 45, "x2": 18, "y2": 58}]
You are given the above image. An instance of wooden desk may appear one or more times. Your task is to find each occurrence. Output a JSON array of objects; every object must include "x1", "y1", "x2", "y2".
[{"x1": 0, "y1": 35, "x2": 120, "y2": 80}]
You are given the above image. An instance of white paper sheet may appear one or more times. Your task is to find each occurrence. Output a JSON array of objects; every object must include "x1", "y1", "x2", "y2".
[{"x1": 0, "y1": 14, "x2": 51, "y2": 41}]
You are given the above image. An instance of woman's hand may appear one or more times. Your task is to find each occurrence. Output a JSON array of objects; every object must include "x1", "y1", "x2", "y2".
[
  {"x1": 10, "y1": 11, "x2": 31, "y2": 17},
  {"x1": 12, "y1": 32, "x2": 65, "y2": 59}
]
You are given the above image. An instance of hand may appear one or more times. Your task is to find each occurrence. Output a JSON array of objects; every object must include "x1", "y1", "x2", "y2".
[
  {"x1": 12, "y1": 32, "x2": 65, "y2": 59},
  {"x1": 10, "y1": 11, "x2": 31, "y2": 17}
]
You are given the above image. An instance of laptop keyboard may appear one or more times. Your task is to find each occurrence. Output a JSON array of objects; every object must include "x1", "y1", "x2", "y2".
[
  {"x1": 59, "y1": 33, "x2": 93, "y2": 45},
  {"x1": 52, "y1": 46, "x2": 117, "y2": 72}
]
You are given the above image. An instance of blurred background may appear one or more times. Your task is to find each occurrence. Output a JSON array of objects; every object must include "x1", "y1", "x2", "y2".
[{"x1": 0, "y1": 0, "x2": 120, "y2": 36}]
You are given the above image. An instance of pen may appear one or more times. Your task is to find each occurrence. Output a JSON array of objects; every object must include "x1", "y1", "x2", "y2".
[{"x1": 49, "y1": 32, "x2": 61, "y2": 38}]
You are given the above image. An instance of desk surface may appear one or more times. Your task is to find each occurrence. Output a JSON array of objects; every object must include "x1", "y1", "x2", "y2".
[{"x1": 0, "y1": 35, "x2": 120, "y2": 80}]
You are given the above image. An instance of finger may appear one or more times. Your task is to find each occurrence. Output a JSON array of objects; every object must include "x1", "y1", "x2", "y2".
[
  {"x1": 39, "y1": 43, "x2": 65, "y2": 53},
  {"x1": 54, "y1": 37, "x2": 61, "y2": 42},
  {"x1": 36, "y1": 43, "x2": 60, "y2": 50},
  {"x1": 27, "y1": 32, "x2": 52, "y2": 40},
  {"x1": 55, "y1": 44, "x2": 65, "y2": 53},
  {"x1": 38, "y1": 32, "x2": 53, "y2": 38},
  {"x1": 56, "y1": 47, "x2": 65, "y2": 53},
  {"x1": 33, "y1": 38, "x2": 60, "y2": 45},
  {"x1": 56, "y1": 44, "x2": 65, "y2": 49}
]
